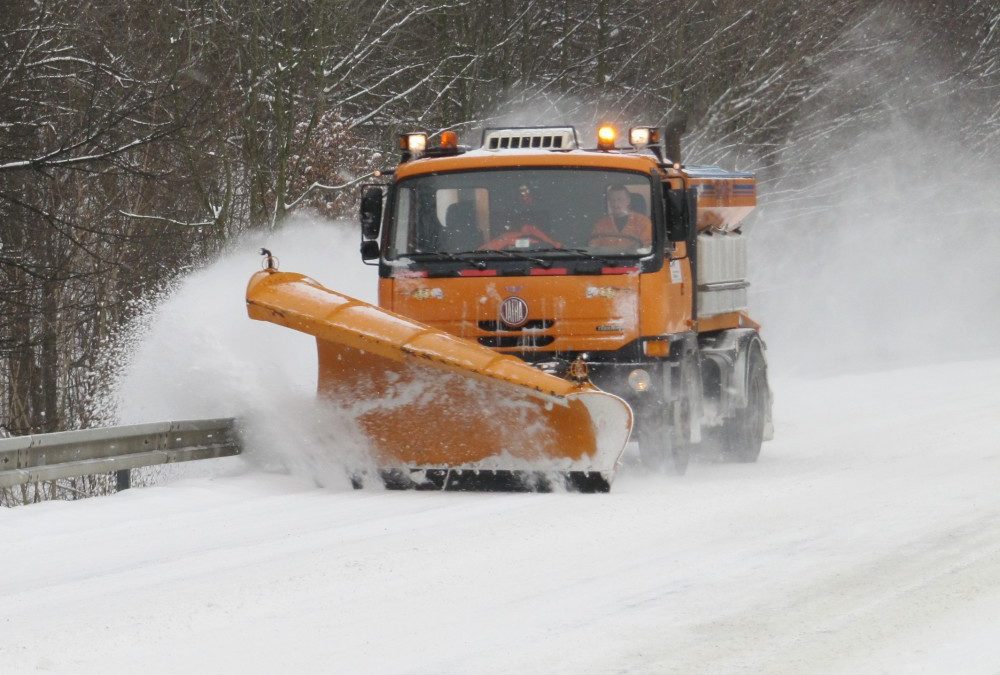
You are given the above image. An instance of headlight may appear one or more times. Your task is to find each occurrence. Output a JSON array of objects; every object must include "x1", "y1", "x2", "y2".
[{"x1": 627, "y1": 369, "x2": 651, "y2": 392}]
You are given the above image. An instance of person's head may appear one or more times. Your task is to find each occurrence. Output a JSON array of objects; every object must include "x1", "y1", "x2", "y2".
[
  {"x1": 517, "y1": 184, "x2": 534, "y2": 206},
  {"x1": 607, "y1": 185, "x2": 631, "y2": 217}
]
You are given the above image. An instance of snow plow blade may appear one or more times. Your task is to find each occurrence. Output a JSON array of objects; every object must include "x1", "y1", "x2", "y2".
[{"x1": 246, "y1": 269, "x2": 633, "y2": 492}]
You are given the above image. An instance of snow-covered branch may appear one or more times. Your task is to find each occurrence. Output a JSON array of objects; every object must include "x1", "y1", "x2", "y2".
[{"x1": 283, "y1": 173, "x2": 375, "y2": 212}]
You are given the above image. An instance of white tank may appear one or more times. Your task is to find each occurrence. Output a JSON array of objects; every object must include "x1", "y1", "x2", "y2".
[{"x1": 696, "y1": 231, "x2": 748, "y2": 317}]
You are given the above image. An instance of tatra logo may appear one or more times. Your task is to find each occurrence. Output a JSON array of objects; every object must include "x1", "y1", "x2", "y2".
[{"x1": 499, "y1": 296, "x2": 529, "y2": 328}]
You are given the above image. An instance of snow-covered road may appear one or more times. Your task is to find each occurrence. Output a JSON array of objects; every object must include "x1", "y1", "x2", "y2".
[{"x1": 3, "y1": 357, "x2": 999, "y2": 674}]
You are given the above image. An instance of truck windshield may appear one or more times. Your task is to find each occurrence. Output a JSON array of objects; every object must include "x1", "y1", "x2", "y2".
[{"x1": 388, "y1": 168, "x2": 654, "y2": 260}]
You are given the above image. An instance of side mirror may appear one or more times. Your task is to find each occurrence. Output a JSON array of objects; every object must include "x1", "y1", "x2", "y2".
[
  {"x1": 360, "y1": 239, "x2": 380, "y2": 261},
  {"x1": 665, "y1": 189, "x2": 689, "y2": 242},
  {"x1": 685, "y1": 189, "x2": 698, "y2": 238},
  {"x1": 360, "y1": 187, "x2": 384, "y2": 240}
]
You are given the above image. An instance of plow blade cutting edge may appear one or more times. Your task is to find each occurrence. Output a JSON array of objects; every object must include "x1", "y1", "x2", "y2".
[{"x1": 246, "y1": 270, "x2": 633, "y2": 492}]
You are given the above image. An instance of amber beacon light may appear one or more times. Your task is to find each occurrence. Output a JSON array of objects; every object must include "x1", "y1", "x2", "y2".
[
  {"x1": 439, "y1": 130, "x2": 458, "y2": 149},
  {"x1": 597, "y1": 125, "x2": 617, "y2": 150}
]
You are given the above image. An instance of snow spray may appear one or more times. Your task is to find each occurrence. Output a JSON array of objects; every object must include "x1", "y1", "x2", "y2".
[
  {"x1": 748, "y1": 9, "x2": 1000, "y2": 376},
  {"x1": 112, "y1": 217, "x2": 380, "y2": 489}
]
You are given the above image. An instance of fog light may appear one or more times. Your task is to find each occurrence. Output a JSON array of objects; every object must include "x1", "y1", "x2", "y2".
[
  {"x1": 628, "y1": 126, "x2": 661, "y2": 147},
  {"x1": 629, "y1": 127, "x2": 649, "y2": 146},
  {"x1": 627, "y1": 369, "x2": 651, "y2": 392},
  {"x1": 399, "y1": 132, "x2": 427, "y2": 154}
]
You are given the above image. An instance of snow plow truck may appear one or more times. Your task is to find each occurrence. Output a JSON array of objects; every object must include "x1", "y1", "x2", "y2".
[{"x1": 246, "y1": 124, "x2": 772, "y2": 492}]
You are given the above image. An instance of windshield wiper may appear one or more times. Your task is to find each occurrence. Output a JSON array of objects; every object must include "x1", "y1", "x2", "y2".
[
  {"x1": 528, "y1": 248, "x2": 620, "y2": 265},
  {"x1": 475, "y1": 248, "x2": 552, "y2": 268},
  {"x1": 408, "y1": 251, "x2": 487, "y2": 269}
]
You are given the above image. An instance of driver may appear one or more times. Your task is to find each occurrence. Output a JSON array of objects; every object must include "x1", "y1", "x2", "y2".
[
  {"x1": 480, "y1": 184, "x2": 562, "y2": 250},
  {"x1": 590, "y1": 185, "x2": 652, "y2": 249}
]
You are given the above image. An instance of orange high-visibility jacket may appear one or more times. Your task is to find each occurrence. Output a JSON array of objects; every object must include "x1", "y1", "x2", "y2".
[{"x1": 590, "y1": 213, "x2": 652, "y2": 246}]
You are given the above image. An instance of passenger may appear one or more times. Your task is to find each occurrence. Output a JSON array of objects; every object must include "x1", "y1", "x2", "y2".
[
  {"x1": 481, "y1": 184, "x2": 562, "y2": 249},
  {"x1": 590, "y1": 185, "x2": 652, "y2": 250}
]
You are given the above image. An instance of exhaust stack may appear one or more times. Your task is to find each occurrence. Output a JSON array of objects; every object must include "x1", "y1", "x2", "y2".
[{"x1": 665, "y1": 114, "x2": 687, "y2": 165}]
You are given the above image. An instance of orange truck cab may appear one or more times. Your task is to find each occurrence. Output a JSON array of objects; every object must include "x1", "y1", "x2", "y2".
[{"x1": 358, "y1": 125, "x2": 772, "y2": 472}]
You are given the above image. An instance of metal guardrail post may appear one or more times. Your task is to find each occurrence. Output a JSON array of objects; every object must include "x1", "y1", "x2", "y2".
[{"x1": 116, "y1": 469, "x2": 131, "y2": 491}]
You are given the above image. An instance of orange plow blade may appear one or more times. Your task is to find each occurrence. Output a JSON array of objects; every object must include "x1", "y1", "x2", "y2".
[{"x1": 246, "y1": 269, "x2": 633, "y2": 492}]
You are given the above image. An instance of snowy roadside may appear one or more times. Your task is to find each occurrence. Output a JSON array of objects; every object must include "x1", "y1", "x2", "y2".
[{"x1": 2, "y1": 358, "x2": 999, "y2": 673}]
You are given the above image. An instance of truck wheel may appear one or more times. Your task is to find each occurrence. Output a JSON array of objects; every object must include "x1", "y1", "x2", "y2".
[
  {"x1": 721, "y1": 347, "x2": 767, "y2": 463},
  {"x1": 638, "y1": 404, "x2": 690, "y2": 475}
]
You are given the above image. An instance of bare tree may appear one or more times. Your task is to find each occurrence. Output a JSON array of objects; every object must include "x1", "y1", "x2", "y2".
[{"x1": 3, "y1": 0, "x2": 998, "y2": 504}]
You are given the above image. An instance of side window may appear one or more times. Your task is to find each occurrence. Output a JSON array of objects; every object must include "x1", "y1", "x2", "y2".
[{"x1": 392, "y1": 187, "x2": 413, "y2": 255}]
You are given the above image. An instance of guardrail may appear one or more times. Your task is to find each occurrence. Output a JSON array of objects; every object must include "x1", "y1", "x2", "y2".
[{"x1": 0, "y1": 418, "x2": 241, "y2": 490}]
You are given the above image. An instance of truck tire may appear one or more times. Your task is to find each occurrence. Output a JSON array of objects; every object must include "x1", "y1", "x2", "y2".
[
  {"x1": 638, "y1": 403, "x2": 690, "y2": 475},
  {"x1": 720, "y1": 346, "x2": 767, "y2": 463}
]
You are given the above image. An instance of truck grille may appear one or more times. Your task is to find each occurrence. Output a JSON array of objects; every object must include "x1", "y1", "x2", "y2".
[
  {"x1": 478, "y1": 335, "x2": 556, "y2": 348},
  {"x1": 478, "y1": 319, "x2": 554, "y2": 332}
]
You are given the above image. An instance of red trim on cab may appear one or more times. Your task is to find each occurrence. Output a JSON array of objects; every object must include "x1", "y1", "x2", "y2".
[
  {"x1": 601, "y1": 266, "x2": 639, "y2": 275},
  {"x1": 529, "y1": 267, "x2": 568, "y2": 276},
  {"x1": 457, "y1": 269, "x2": 499, "y2": 277}
]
